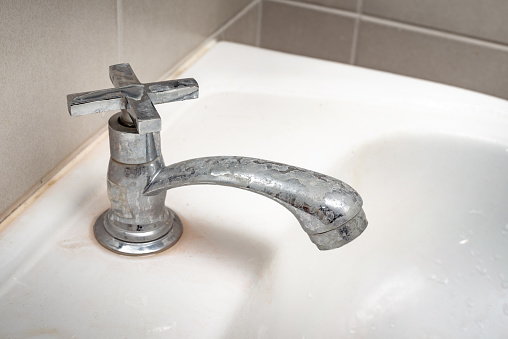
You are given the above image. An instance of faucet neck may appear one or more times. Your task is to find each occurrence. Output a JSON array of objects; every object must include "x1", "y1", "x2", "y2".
[{"x1": 108, "y1": 113, "x2": 161, "y2": 164}]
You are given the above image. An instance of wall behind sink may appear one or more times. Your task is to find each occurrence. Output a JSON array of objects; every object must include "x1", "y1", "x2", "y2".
[
  {"x1": 1, "y1": 0, "x2": 507, "y2": 222},
  {"x1": 0, "y1": 0, "x2": 258, "y2": 222},
  {"x1": 251, "y1": 0, "x2": 508, "y2": 100}
]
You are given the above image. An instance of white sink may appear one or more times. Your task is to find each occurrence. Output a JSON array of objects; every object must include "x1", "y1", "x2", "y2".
[{"x1": 1, "y1": 42, "x2": 507, "y2": 338}]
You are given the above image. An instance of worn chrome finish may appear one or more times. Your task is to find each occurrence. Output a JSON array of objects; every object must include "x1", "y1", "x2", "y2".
[
  {"x1": 145, "y1": 156, "x2": 367, "y2": 250},
  {"x1": 107, "y1": 113, "x2": 161, "y2": 164},
  {"x1": 67, "y1": 63, "x2": 367, "y2": 255},
  {"x1": 67, "y1": 63, "x2": 198, "y2": 134},
  {"x1": 67, "y1": 63, "x2": 197, "y2": 255}
]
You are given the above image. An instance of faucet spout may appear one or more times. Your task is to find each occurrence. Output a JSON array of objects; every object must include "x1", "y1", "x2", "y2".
[
  {"x1": 144, "y1": 156, "x2": 367, "y2": 250},
  {"x1": 67, "y1": 63, "x2": 368, "y2": 255}
]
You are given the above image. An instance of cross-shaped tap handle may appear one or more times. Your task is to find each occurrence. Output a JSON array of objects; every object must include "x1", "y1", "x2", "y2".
[{"x1": 67, "y1": 63, "x2": 199, "y2": 134}]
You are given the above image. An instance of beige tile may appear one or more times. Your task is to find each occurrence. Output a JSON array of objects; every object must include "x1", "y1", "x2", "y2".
[
  {"x1": 260, "y1": 1, "x2": 355, "y2": 62},
  {"x1": 220, "y1": 3, "x2": 260, "y2": 46},
  {"x1": 290, "y1": 0, "x2": 357, "y2": 11},
  {"x1": 356, "y1": 20, "x2": 508, "y2": 100},
  {"x1": 0, "y1": 0, "x2": 118, "y2": 218},
  {"x1": 363, "y1": 0, "x2": 508, "y2": 45},
  {"x1": 121, "y1": 0, "x2": 253, "y2": 81}
]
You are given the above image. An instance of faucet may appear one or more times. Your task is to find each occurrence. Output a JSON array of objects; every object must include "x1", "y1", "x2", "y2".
[{"x1": 67, "y1": 63, "x2": 367, "y2": 256}]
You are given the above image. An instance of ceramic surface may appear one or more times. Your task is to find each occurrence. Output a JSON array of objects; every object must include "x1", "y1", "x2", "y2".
[{"x1": 1, "y1": 42, "x2": 507, "y2": 338}]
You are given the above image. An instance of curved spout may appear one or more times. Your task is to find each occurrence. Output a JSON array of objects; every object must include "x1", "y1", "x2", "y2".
[{"x1": 144, "y1": 156, "x2": 367, "y2": 250}]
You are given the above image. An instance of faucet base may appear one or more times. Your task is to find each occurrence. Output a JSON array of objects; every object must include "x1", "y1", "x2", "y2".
[{"x1": 93, "y1": 207, "x2": 183, "y2": 256}]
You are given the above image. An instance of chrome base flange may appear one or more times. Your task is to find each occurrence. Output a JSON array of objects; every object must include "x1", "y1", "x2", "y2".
[{"x1": 93, "y1": 207, "x2": 183, "y2": 256}]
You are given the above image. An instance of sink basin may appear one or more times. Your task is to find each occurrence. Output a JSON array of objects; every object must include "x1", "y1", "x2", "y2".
[
  {"x1": 229, "y1": 134, "x2": 508, "y2": 338},
  {"x1": 1, "y1": 42, "x2": 507, "y2": 338}
]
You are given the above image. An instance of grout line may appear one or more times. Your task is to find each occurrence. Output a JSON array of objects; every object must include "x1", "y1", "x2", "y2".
[
  {"x1": 256, "y1": 0, "x2": 263, "y2": 47},
  {"x1": 116, "y1": 0, "x2": 124, "y2": 62},
  {"x1": 1, "y1": 0, "x2": 260, "y2": 224},
  {"x1": 267, "y1": 0, "x2": 358, "y2": 18},
  {"x1": 165, "y1": 39, "x2": 218, "y2": 79},
  {"x1": 361, "y1": 14, "x2": 508, "y2": 52},
  {"x1": 356, "y1": 0, "x2": 363, "y2": 13},
  {"x1": 161, "y1": 0, "x2": 261, "y2": 79},
  {"x1": 213, "y1": 0, "x2": 261, "y2": 41},
  {"x1": 1, "y1": 0, "x2": 261, "y2": 228},
  {"x1": 267, "y1": 0, "x2": 508, "y2": 53},
  {"x1": 349, "y1": 0, "x2": 363, "y2": 64}
]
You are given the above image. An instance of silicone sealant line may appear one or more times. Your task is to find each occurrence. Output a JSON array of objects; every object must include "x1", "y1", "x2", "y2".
[{"x1": 0, "y1": 126, "x2": 108, "y2": 231}]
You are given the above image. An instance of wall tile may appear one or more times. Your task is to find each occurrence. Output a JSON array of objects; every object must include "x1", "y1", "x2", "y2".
[
  {"x1": 0, "y1": 0, "x2": 118, "y2": 219},
  {"x1": 356, "y1": 20, "x2": 508, "y2": 100},
  {"x1": 260, "y1": 1, "x2": 355, "y2": 63},
  {"x1": 1, "y1": 0, "x2": 257, "y2": 221},
  {"x1": 363, "y1": 0, "x2": 508, "y2": 45},
  {"x1": 121, "y1": 0, "x2": 253, "y2": 81},
  {"x1": 220, "y1": 3, "x2": 260, "y2": 46},
  {"x1": 291, "y1": 0, "x2": 358, "y2": 11}
]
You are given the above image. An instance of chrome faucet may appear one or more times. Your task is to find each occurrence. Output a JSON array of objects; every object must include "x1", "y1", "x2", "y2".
[{"x1": 67, "y1": 63, "x2": 367, "y2": 256}]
